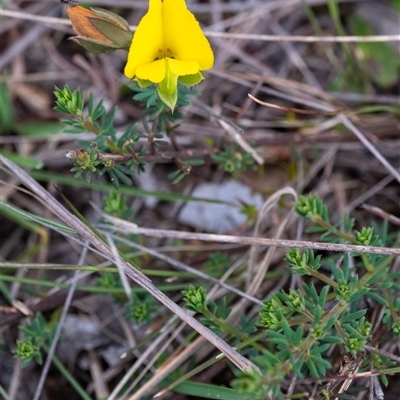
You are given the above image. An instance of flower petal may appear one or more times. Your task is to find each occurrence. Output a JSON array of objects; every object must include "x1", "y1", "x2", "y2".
[
  {"x1": 124, "y1": 0, "x2": 164, "y2": 78},
  {"x1": 136, "y1": 59, "x2": 166, "y2": 83},
  {"x1": 162, "y1": 0, "x2": 214, "y2": 71},
  {"x1": 168, "y1": 58, "x2": 199, "y2": 76}
]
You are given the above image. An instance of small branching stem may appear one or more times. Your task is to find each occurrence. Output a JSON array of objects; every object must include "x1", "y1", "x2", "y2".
[{"x1": 307, "y1": 268, "x2": 338, "y2": 288}]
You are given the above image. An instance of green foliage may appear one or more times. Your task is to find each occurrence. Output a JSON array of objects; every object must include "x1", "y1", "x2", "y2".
[
  {"x1": 9, "y1": 4, "x2": 397, "y2": 396},
  {"x1": 294, "y1": 194, "x2": 329, "y2": 223},
  {"x1": 349, "y1": 16, "x2": 400, "y2": 88},
  {"x1": 371, "y1": 352, "x2": 397, "y2": 387},
  {"x1": 126, "y1": 292, "x2": 157, "y2": 324},
  {"x1": 97, "y1": 271, "x2": 118, "y2": 288},
  {"x1": 325, "y1": 4, "x2": 400, "y2": 92},
  {"x1": 285, "y1": 249, "x2": 322, "y2": 275},
  {"x1": 54, "y1": 85, "x2": 84, "y2": 117},
  {"x1": 383, "y1": 298, "x2": 400, "y2": 337},
  {"x1": 14, "y1": 338, "x2": 42, "y2": 367},
  {"x1": 102, "y1": 191, "x2": 133, "y2": 219},
  {"x1": 212, "y1": 144, "x2": 257, "y2": 174},
  {"x1": 203, "y1": 252, "x2": 231, "y2": 276},
  {"x1": 54, "y1": 85, "x2": 146, "y2": 188},
  {"x1": 97, "y1": 273, "x2": 158, "y2": 324},
  {"x1": 354, "y1": 227, "x2": 380, "y2": 246},
  {"x1": 13, "y1": 313, "x2": 54, "y2": 367},
  {"x1": 169, "y1": 378, "x2": 260, "y2": 400},
  {"x1": 54, "y1": 83, "x2": 221, "y2": 186},
  {"x1": 131, "y1": 83, "x2": 197, "y2": 130},
  {"x1": 167, "y1": 163, "x2": 192, "y2": 185},
  {"x1": 96, "y1": 271, "x2": 123, "y2": 294},
  {"x1": 182, "y1": 285, "x2": 208, "y2": 313},
  {"x1": 231, "y1": 368, "x2": 270, "y2": 399},
  {"x1": 254, "y1": 197, "x2": 397, "y2": 395},
  {"x1": 0, "y1": 82, "x2": 15, "y2": 132},
  {"x1": 54, "y1": 81, "x2": 262, "y2": 188},
  {"x1": 201, "y1": 298, "x2": 233, "y2": 335},
  {"x1": 240, "y1": 204, "x2": 258, "y2": 225},
  {"x1": 231, "y1": 360, "x2": 284, "y2": 399},
  {"x1": 69, "y1": 145, "x2": 101, "y2": 184},
  {"x1": 180, "y1": 194, "x2": 399, "y2": 398}
]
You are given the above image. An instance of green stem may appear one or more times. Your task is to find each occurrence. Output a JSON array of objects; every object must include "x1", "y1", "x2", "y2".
[
  {"x1": 334, "y1": 321, "x2": 345, "y2": 338},
  {"x1": 201, "y1": 309, "x2": 265, "y2": 351},
  {"x1": 0, "y1": 274, "x2": 189, "y2": 294},
  {"x1": 316, "y1": 218, "x2": 354, "y2": 243},
  {"x1": 1, "y1": 262, "x2": 197, "y2": 278},
  {"x1": 268, "y1": 300, "x2": 349, "y2": 383},
  {"x1": 79, "y1": 116, "x2": 118, "y2": 152},
  {"x1": 289, "y1": 316, "x2": 313, "y2": 327},
  {"x1": 308, "y1": 268, "x2": 338, "y2": 288},
  {"x1": 44, "y1": 345, "x2": 92, "y2": 400},
  {"x1": 316, "y1": 218, "x2": 378, "y2": 274},
  {"x1": 382, "y1": 289, "x2": 399, "y2": 320},
  {"x1": 0, "y1": 384, "x2": 11, "y2": 400},
  {"x1": 202, "y1": 308, "x2": 243, "y2": 339},
  {"x1": 360, "y1": 253, "x2": 374, "y2": 272},
  {"x1": 359, "y1": 260, "x2": 390, "y2": 288}
]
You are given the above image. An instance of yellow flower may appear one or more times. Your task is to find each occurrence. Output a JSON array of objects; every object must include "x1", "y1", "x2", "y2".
[{"x1": 124, "y1": 0, "x2": 214, "y2": 110}]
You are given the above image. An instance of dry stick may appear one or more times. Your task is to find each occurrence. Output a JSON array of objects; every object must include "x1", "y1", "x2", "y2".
[
  {"x1": 1, "y1": 9, "x2": 400, "y2": 42},
  {"x1": 102, "y1": 218, "x2": 400, "y2": 257},
  {"x1": 111, "y1": 254, "x2": 245, "y2": 400},
  {"x1": 32, "y1": 247, "x2": 89, "y2": 400},
  {"x1": 364, "y1": 345, "x2": 400, "y2": 364},
  {"x1": 218, "y1": 119, "x2": 264, "y2": 165},
  {"x1": 88, "y1": 350, "x2": 109, "y2": 399},
  {"x1": 128, "y1": 336, "x2": 209, "y2": 400},
  {"x1": 105, "y1": 232, "x2": 263, "y2": 305},
  {"x1": 0, "y1": 6, "x2": 61, "y2": 68},
  {"x1": 345, "y1": 175, "x2": 395, "y2": 213},
  {"x1": 124, "y1": 256, "x2": 249, "y2": 400},
  {"x1": 362, "y1": 204, "x2": 400, "y2": 227},
  {"x1": 338, "y1": 115, "x2": 400, "y2": 185},
  {"x1": 0, "y1": 155, "x2": 257, "y2": 373},
  {"x1": 191, "y1": 98, "x2": 263, "y2": 165},
  {"x1": 269, "y1": 20, "x2": 321, "y2": 89},
  {"x1": 204, "y1": 32, "x2": 400, "y2": 44},
  {"x1": 106, "y1": 234, "x2": 132, "y2": 301},
  {"x1": 248, "y1": 95, "x2": 400, "y2": 185},
  {"x1": 108, "y1": 316, "x2": 181, "y2": 400}
]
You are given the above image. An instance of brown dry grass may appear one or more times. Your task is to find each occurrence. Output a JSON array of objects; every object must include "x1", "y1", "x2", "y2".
[{"x1": 1, "y1": 1, "x2": 399, "y2": 399}]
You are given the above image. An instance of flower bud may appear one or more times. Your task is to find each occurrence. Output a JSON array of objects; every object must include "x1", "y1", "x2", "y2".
[{"x1": 67, "y1": 6, "x2": 132, "y2": 53}]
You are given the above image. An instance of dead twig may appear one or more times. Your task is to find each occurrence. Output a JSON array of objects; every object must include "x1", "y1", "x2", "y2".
[{"x1": 102, "y1": 217, "x2": 400, "y2": 257}]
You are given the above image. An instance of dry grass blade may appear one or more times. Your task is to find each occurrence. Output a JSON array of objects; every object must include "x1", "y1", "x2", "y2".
[
  {"x1": 338, "y1": 114, "x2": 400, "y2": 184},
  {"x1": 2, "y1": 9, "x2": 400, "y2": 42},
  {"x1": 2, "y1": 0, "x2": 400, "y2": 398},
  {"x1": 102, "y1": 216, "x2": 400, "y2": 256},
  {"x1": 104, "y1": 232, "x2": 263, "y2": 305},
  {"x1": 0, "y1": 155, "x2": 258, "y2": 373},
  {"x1": 32, "y1": 249, "x2": 88, "y2": 400}
]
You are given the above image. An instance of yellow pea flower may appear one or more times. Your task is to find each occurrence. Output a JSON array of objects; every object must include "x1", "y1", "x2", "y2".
[{"x1": 124, "y1": 0, "x2": 214, "y2": 110}]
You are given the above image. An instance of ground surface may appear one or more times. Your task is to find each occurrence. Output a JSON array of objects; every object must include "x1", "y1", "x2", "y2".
[{"x1": 1, "y1": 0, "x2": 399, "y2": 399}]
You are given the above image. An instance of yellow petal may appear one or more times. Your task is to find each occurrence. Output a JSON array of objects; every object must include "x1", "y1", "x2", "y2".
[
  {"x1": 163, "y1": 0, "x2": 214, "y2": 71},
  {"x1": 136, "y1": 59, "x2": 166, "y2": 83},
  {"x1": 168, "y1": 58, "x2": 199, "y2": 76},
  {"x1": 124, "y1": 0, "x2": 164, "y2": 78}
]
